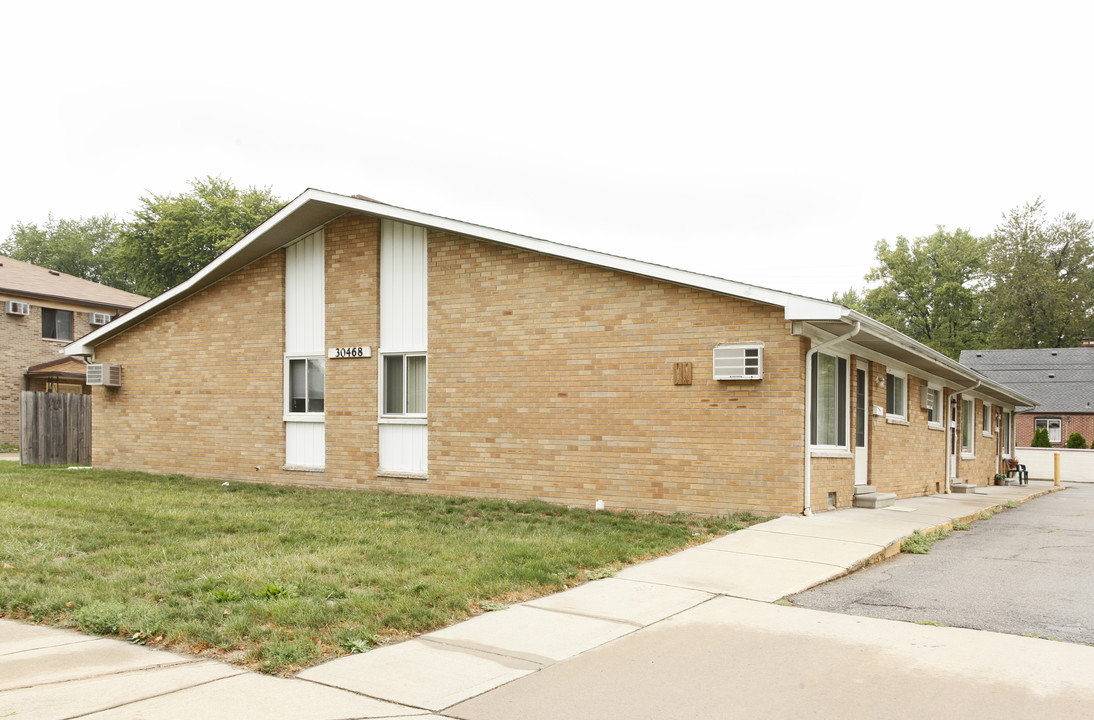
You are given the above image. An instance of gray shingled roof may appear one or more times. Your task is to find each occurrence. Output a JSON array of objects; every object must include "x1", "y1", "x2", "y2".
[{"x1": 959, "y1": 347, "x2": 1094, "y2": 413}]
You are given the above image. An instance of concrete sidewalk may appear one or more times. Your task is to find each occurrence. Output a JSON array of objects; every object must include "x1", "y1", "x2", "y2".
[{"x1": 0, "y1": 483, "x2": 1066, "y2": 719}]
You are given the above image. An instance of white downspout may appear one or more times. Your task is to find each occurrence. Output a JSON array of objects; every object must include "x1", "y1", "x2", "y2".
[
  {"x1": 803, "y1": 321, "x2": 860, "y2": 516},
  {"x1": 946, "y1": 380, "x2": 980, "y2": 493}
]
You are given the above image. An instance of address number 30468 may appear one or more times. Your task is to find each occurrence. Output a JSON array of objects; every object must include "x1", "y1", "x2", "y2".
[{"x1": 328, "y1": 346, "x2": 371, "y2": 359}]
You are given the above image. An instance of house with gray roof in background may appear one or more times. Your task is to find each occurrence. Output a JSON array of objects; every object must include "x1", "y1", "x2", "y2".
[{"x1": 960, "y1": 343, "x2": 1094, "y2": 448}]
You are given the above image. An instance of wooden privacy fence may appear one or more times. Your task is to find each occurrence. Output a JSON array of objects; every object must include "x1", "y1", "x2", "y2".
[{"x1": 20, "y1": 391, "x2": 92, "y2": 465}]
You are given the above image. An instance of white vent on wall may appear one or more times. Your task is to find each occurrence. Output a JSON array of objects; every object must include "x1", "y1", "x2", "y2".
[
  {"x1": 5, "y1": 301, "x2": 30, "y2": 316},
  {"x1": 89, "y1": 312, "x2": 111, "y2": 326},
  {"x1": 86, "y1": 364, "x2": 122, "y2": 387},
  {"x1": 713, "y1": 343, "x2": 764, "y2": 380}
]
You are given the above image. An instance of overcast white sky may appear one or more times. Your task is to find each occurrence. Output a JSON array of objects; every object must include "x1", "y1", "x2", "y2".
[{"x1": 2, "y1": 1, "x2": 1091, "y2": 300}]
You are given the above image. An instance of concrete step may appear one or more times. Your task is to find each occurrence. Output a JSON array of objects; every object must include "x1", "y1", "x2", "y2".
[
  {"x1": 951, "y1": 483, "x2": 978, "y2": 494},
  {"x1": 852, "y1": 485, "x2": 875, "y2": 496},
  {"x1": 853, "y1": 492, "x2": 897, "y2": 509}
]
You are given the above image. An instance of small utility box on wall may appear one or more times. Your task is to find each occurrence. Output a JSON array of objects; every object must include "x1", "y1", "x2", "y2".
[
  {"x1": 713, "y1": 343, "x2": 763, "y2": 380},
  {"x1": 673, "y1": 362, "x2": 693, "y2": 385}
]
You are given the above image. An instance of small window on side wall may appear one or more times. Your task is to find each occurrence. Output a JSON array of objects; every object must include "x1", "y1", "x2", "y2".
[
  {"x1": 925, "y1": 387, "x2": 941, "y2": 425},
  {"x1": 42, "y1": 308, "x2": 73, "y2": 340},
  {"x1": 885, "y1": 372, "x2": 906, "y2": 418},
  {"x1": 288, "y1": 357, "x2": 325, "y2": 414},
  {"x1": 383, "y1": 353, "x2": 427, "y2": 416}
]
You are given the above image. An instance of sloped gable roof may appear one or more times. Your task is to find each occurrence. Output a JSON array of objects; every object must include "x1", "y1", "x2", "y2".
[
  {"x1": 0, "y1": 255, "x2": 147, "y2": 310},
  {"x1": 63, "y1": 188, "x2": 1035, "y2": 407},
  {"x1": 960, "y1": 348, "x2": 1094, "y2": 412}
]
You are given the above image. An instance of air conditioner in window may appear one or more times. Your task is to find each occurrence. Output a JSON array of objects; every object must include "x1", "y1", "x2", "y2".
[
  {"x1": 5, "y1": 301, "x2": 30, "y2": 316},
  {"x1": 713, "y1": 342, "x2": 764, "y2": 380},
  {"x1": 89, "y1": 312, "x2": 111, "y2": 326},
  {"x1": 86, "y1": 364, "x2": 122, "y2": 387}
]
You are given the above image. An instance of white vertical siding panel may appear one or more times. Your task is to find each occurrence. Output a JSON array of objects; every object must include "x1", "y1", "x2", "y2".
[
  {"x1": 285, "y1": 230, "x2": 325, "y2": 469},
  {"x1": 286, "y1": 422, "x2": 325, "y2": 468},
  {"x1": 285, "y1": 230, "x2": 325, "y2": 355},
  {"x1": 379, "y1": 424, "x2": 427, "y2": 474},
  {"x1": 380, "y1": 220, "x2": 427, "y2": 350}
]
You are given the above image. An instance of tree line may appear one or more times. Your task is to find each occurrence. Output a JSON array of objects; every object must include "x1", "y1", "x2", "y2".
[
  {"x1": 6, "y1": 183, "x2": 1091, "y2": 357},
  {"x1": 834, "y1": 199, "x2": 1094, "y2": 357},
  {"x1": 1, "y1": 177, "x2": 283, "y2": 298}
]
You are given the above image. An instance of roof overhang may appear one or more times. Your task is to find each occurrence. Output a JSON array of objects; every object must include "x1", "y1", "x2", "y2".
[
  {"x1": 801, "y1": 311, "x2": 1037, "y2": 407},
  {"x1": 64, "y1": 189, "x2": 843, "y2": 355},
  {"x1": 61, "y1": 188, "x2": 1036, "y2": 408}
]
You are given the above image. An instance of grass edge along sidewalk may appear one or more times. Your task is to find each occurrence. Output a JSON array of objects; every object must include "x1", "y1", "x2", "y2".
[{"x1": 0, "y1": 465, "x2": 767, "y2": 675}]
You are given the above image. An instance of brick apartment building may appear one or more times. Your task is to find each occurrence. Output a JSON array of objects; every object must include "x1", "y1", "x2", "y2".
[
  {"x1": 960, "y1": 346, "x2": 1094, "y2": 449},
  {"x1": 64, "y1": 190, "x2": 1033, "y2": 515},
  {"x1": 0, "y1": 255, "x2": 146, "y2": 446}
]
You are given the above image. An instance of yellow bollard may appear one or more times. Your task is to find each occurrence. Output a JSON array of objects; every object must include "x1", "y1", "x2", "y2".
[{"x1": 1054, "y1": 452, "x2": 1061, "y2": 486}]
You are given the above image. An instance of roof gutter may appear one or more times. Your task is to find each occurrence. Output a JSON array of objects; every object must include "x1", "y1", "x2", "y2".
[{"x1": 803, "y1": 320, "x2": 860, "y2": 516}]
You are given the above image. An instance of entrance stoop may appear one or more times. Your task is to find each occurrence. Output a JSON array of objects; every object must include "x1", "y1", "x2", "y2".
[
  {"x1": 852, "y1": 485, "x2": 896, "y2": 509},
  {"x1": 951, "y1": 482, "x2": 979, "y2": 493}
]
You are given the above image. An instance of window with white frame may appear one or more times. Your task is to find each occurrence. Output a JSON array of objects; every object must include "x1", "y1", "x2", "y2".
[
  {"x1": 1001, "y1": 411, "x2": 1012, "y2": 455},
  {"x1": 286, "y1": 357, "x2": 325, "y2": 414},
  {"x1": 885, "y1": 371, "x2": 906, "y2": 419},
  {"x1": 810, "y1": 352, "x2": 847, "y2": 447},
  {"x1": 925, "y1": 386, "x2": 942, "y2": 426},
  {"x1": 383, "y1": 353, "x2": 427, "y2": 416},
  {"x1": 1035, "y1": 417, "x2": 1062, "y2": 444},
  {"x1": 961, "y1": 398, "x2": 974, "y2": 455},
  {"x1": 982, "y1": 402, "x2": 992, "y2": 436}
]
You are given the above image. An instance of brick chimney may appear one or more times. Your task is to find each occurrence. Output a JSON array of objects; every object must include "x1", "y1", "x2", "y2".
[{"x1": 1083, "y1": 338, "x2": 1094, "y2": 348}]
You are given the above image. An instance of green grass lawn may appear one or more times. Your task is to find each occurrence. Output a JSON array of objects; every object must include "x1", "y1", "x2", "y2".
[{"x1": 0, "y1": 465, "x2": 767, "y2": 674}]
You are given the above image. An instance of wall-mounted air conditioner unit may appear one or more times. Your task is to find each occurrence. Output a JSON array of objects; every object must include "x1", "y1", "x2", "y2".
[
  {"x1": 5, "y1": 301, "x2": 30, "y2": 316},
  {"x1": 86, "y1": 364, "x2": 122, "y2": 387},
  {"x1": 713, "y1": 342, "x2": 764, "y2": 380},
  {"x1": 89, "y1": 312, "x2": 111, "y2": 326}
]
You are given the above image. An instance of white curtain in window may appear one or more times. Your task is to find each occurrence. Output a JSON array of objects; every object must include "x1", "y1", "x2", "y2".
[
  {"x1": 406, "y1": 355, "x2": 427, "y2": 414},
  {"x1": 817, "y1": 354, "x2": 836, "y2": 446}
]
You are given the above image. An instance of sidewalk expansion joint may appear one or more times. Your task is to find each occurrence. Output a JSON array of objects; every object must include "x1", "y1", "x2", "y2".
[
  {"x1": 417, "y1": 636, "x2": 554, "y2": 668},
  {"x1": 0, "y1": 635, "x2": 102, "y2": 658},
  {"x1": 59, "y1": 672, "x2": 249, "y2": 720},
  {"x1": 702, "y1": 547, "x2": 850, "y2": 570},
  {"x1": 0, "y1": 656, "x2": 213, "y2": 694},
  {"x1": 517, "y1": 603, "x2": 645, "y2": 628}
]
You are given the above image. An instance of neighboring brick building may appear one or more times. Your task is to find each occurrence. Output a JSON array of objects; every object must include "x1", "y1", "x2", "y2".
[
  {"x1": 64, "y1": 190, "x2": 1033, "y2": 515},
  {"x1": 960, "y1": 346, "x2": 1094, "y2": 449},
  {"x1": 0, "y1": 255, "x2": 146, "y2": 446}
]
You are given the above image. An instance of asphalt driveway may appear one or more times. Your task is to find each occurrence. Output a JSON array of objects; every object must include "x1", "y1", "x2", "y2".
[{"x1": 790, "y1": 483, "x2": 1094, "y2": 644}]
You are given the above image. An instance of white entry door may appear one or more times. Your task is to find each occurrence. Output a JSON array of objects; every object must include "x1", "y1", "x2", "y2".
[
  {"x1": 854, "y1": 363, "x2": 868, "y2": 485},
  {"x1": 948, "y1": 398, "x2": 959, "y2": 479}
]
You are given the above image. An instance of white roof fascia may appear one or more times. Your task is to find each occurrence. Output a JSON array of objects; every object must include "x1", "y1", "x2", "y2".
[
  {"x1": 66, "y1": 188, "x2": 846, "y2": 355},
  {"x1": 844, "y1": 311, "x2": 1037, "y2": 407},
  {"x1": 309, "y1": 191, "x2": 846, "y2": 321},
  {"x1": 64, "y1": 190, "x2": 321, "y2": 356}
]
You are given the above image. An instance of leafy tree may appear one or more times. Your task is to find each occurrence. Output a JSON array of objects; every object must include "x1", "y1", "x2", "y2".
[
  {"x1": 985, "y1": 199, "x2": 1094, "y2": 348},
  {"x1": 1, "y1": 214, "x2": 123, "y2": 286},
  {"x1": 858, "y1": 228, "x2": 988, "y2": 358},
  {"x1": 1066, "y1": 432, "x2": 1088, "y2": 449},
  {"x1": 1031, "y1": 426, "x2": 1052, "y2": 447},
  {"x1": 113, "y1": 176, "x2": 283, "y2": 297},
  {"x1": 830, "y1": 288, "x2": 864, "y2": 311}
]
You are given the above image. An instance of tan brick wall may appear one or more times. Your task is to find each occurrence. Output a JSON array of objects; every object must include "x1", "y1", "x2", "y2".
[
  {"x1": 85, "y1": 212, "x2": 1014, "y2": 515},
  {"x1": 89, "y1": 214, "x2": 814, "y2": 515},
  {"x1": 91, "y1": 253, "x2": 288, "y2": 479},
  {"x1": 419, "y1": 229, "x2": 811, "y2": 515},
  {"x1": 867, "y1": 365, "x2": 948, "y2": 497},
  {"x1": 0, "y1": 297, "x2": 95, "y2": 445},
  {"x1": 954, "y1": 397, "x2": 1003, "y2": 485}
]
